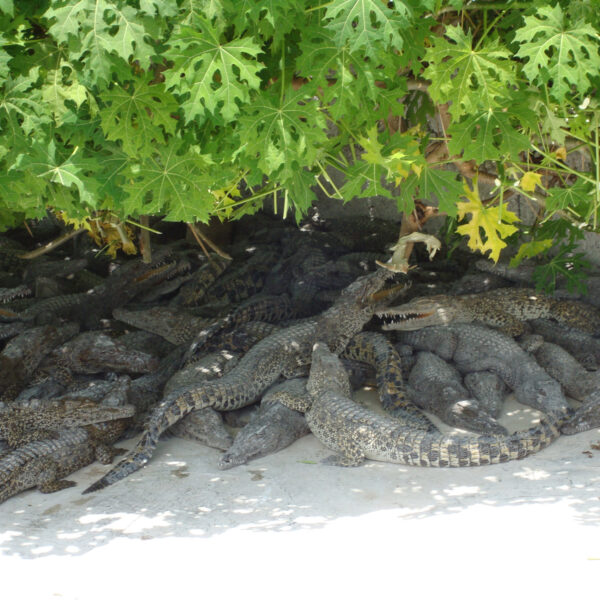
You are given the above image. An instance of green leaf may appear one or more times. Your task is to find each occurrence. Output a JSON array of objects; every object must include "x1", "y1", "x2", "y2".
[
  {"x1": 231, "y1": 0, "x2": 306, "y2": 49},
  {"x1": 424, "y1": 26, "x2": 515, "y2": 119},
  {"x1": 324, "y1": 0, "x2": 410, "y2": 58},
  {"x1": 338, "y1": 159, "x2": 396, "y2": 204},
  {"x1": 164, "y1": 19, "x2": 263, "y2": 123},
  {"x1": 237, "y1": 87, "x2": 328, "y2": 181},
  {"x1": 44, "y1": 0, "x2": 155, "y2": 85},
  {"x1": 122, "y1": 143, "x2": 216, "y2": 222},
  {"x1": 99, "y1": 79, "x2": 178, "y2": 158},
  {"x1": 509, "y1": 239, "x2": 554, "y2": 267},
  {"x1": 398, "y1": 166, "x2": 463, "y2": 216},
  {"x1": 297, "y1": 27, "x2": 403, "y2": 122},
  {"x1": 283, "y1": 167, "x2": 318, "y2": 216},
  {"x1": 0, "y1": 0, "x2": 13, "y2": 16},
  {"x1": 546, "y1": 179, "x2": 594, "y2": 216},
  {"x1": 514, "y1": 5, "x2": 600, "y2": 103},
  {"x1": 14, "y1": 139, "x2": 100, "y2": 208},
  {"x1": 448, "y1": 102, "x2": 536, "y2": 162},
  {"x1": 42, "y1": 63, "x2": 88, "y2": 124}
]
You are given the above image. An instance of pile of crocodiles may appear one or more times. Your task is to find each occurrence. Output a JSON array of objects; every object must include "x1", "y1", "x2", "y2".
[{"x1": 0, "y1": 212, "x2": 599, "y2": 503}]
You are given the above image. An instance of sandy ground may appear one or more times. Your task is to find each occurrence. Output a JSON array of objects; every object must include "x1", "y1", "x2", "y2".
[{"x1": 1, "y1": 395, "x2": 599, "y2": 599}]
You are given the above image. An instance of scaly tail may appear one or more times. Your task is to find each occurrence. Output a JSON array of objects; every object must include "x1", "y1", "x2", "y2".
[{"x1": 82, "y1": 391, "x2": 200, "y2": 494}]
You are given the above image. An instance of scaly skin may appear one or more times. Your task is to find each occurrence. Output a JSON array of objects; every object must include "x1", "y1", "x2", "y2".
[
  {"x1": 463, "y1": 371, "x2": 507, "y2": 419},
  {"x1": 395, "y1": 324, "x2": 571, "y2": 419},
  {"x1": 561, "y1": 396, "x2": 600, "y2": 435},
  {"x1": 0, "y1": 420, "x2": 128, "y2": 504},
  {"x1": 529, "y1": 341, "x2": 600, "y2": 435},
  {"x1": 283, "y1": 343, "x2": 562, "y2": 468},
  {"x1": 170, "y1": 256, "x2": 231, "y2": 306},
  {"x1": 529, "y1": 318, "x2": 600, "y2": 371},
  {"x1": 184, "y1": 293, "x2": 295, "y2": 361},
  {"x1": 341, "y1": 331, "x2": 436, "y2": 432},
  {"x1": 218, "y1": 378, "x2": 311, "y2": 470},
  {"x1": 533, "y1": 342, "x2": 600, "y2": 402},
  {"x1": 377, "y1": 288, "x2": 600, "y2": 336},
  {"x1": 163, "y1": 351, "x2": 239, "y2": 450},
  {"x1": 82, "y1": 267, "x2": 395, "y2": 493},
  {"x1": 0, "y1": 400, "x2": 134, "y2": 447},
  {"x1": 0, "y1": 285, "x2": 31, "y2": 304},
  {"x1": 41, "y1": 331, "x2": 160, "y2": 375},
  {"x1": 17, "y1": 249, "x2": 181, "y2": 327},
  {"x1": 0, "y1": 323, "x2": 80, "y2": 401},
  {"x1": 407, "y1": 352, "x2": 507, "y2": 435},
  {"x1": 114, "y1": 306, "x2": 209, "y2": 345}
]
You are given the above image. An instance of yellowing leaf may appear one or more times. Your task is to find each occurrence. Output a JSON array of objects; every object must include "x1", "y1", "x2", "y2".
[
  {"x1": 456, "y1": 180, "x2": 520, "y2": 262},
  {"x1": 520, "y1": 171, "x2": 543, "y2": 192},
  {"x1": 554, "y1": 147, "x2": 567, "y2": 160}
]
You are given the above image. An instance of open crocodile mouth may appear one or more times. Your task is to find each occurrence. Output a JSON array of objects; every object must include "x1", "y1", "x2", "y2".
[{"x1": 376, "y1": 310, "x2": 435, "y2": 330}]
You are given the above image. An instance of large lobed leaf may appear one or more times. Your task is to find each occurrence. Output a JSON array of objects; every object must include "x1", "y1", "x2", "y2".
[
  {"x1": 424, "y1": 26, "x2": 515, "y2": 119},
  {"x1": 514, "y1": 4, "x2": 600, "y2": 103},
  {"x1": 99, "y1": 79, "x2": 178, "y2": 158},
  {"x1": 164, "y1": 18, "x2": 263, "y2": 123}
]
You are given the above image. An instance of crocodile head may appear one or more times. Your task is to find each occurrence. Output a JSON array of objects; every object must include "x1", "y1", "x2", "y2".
[
  {"x1": 375, "y1": 294, "x2": 464, "y2": 331},
  {"x1": 317, "y1": 267, "x2": 399, "y2": 352},
  {"x1": 560, "y1": 396, "x2": 600, "y2": 435}
]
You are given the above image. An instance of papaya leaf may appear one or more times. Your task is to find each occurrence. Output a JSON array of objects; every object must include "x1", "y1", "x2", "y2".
[
  {"x1": 456, "y1": 180, "x2": 520, "y2": 262},
  {"x1": 164, "y1": 19, "x2": 263, "y2": 123},
  {"x1": 99, "y1": 79, "x2": 178, "y2": 158},
  {"x1": 514, "y1": 4, "x2": 600, "y2": 103},
  {"x1": 122, "y1": 143, "x2": 217, "y2": 223},
  {"x1": 424, "y1": 26, "x2": 515, "y2": 119},
  {"x1": 324, "y1": 0, "x2": 410, "y2": 59}
]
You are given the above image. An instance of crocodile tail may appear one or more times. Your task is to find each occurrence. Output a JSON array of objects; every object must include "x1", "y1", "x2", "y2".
[
  {"x1": 446, "y1": 415, "x2": 561, "y2": 467},
  {"x1": 81, "y1": 431, "x2": 153, "y2": 494},
  {"x1": 82, "y1": 391, "x2": 201, "y2": 494}
]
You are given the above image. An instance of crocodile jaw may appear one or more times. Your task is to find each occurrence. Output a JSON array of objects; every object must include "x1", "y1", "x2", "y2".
[{"x1": 377, "y1": 306, "x2": 459, "y2": 330}]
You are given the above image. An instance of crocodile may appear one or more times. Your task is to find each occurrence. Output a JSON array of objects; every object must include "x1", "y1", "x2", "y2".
[
  {"x1": 394, "y1": 324, "x2": 571, "y2": 419},
  {"x1": 529, "y1": 318, "x2": 600, "y2": 371},
  {"x1": 0, "y1": 285, "x2": 32, "y2": 304},
  {"x1": 377, "y1": 288, "x2": 600, "y2": 336},
  {"x1": 406, "y1": 351, "x2": 508, "y2": 435},
  {"x1": 218, "y1": 378, "x2": 311, "y2": 470},
  {"x1": 14, "y1": 248, "x2": 182, "y2": 328},
  {"x1": 561, "y1": 397, "x2": 600, "y2": 435},
  {"x1": 40, "y1": 331, "x2": 160, "y2": 375},
  {"x1": 82, "y1": 266, "x2": 395, "y2": 493},
  {"x1": 0, "y1": 420, "x2": 128, "y2": 504},
  {"x1": 340, "y1": 331, "x2": 436, "y2": 432},
  {"x1": 0, "y1": 400, "x2": 134, "y2": 447},
  {"x1": 277, "y1": 342, "x2": 562, "y2": 468},
  {"x1": 114, "y1": 306, "x2": 209, "y2": 345},
  {"x1": 532, "y1": 341, "x2": 600, "y2": 402},
  {"x1": 0, "y1": 322, "x2": 80, "y2": 401},
  {"x1": 170, "y1": 255, "x2": 231, "y2": 307},
  {"x1": 218, "y1": 330, "x2": 431, "y2": 470},
  {"x1": 462, "y1": 371, "x2": 507, "y2": 419},
  {"x1": 183, "y1": 293, "x2": 295, "y2": 362}
]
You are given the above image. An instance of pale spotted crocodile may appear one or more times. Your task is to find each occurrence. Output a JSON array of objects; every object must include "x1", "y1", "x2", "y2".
[
  {"x1": 279, "y1": 342, "x2": 563, "y2": 468},
  {"x1": 377, "y1": 287, "x2": 600, "y2": 336}
]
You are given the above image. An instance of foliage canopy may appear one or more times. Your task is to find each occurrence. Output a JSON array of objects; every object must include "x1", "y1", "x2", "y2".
[{"x1": 0, "y1": 0, "x2": 599, "y2": 288}]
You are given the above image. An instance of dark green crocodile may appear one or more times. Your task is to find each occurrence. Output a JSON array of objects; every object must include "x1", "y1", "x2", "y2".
[{"x1": 82, "y1": 267, "x2": 395, "y2": 493}]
